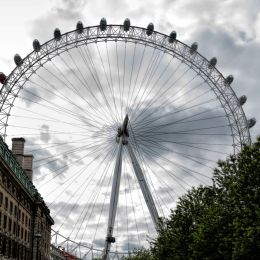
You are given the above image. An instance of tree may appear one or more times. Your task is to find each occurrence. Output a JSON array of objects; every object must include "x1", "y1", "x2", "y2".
[
  {"x1": 122, "y1": 249, "x2": 153, "y2": 260},
  {"x1": 124, "y1": 137, "x2": 260, "y2": 260},
  {"x1": 211, "y1": 137, "x2": 260, "y2": 259}
]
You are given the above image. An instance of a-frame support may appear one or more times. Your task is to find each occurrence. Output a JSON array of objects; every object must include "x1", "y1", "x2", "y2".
[{"x1": 103, "y1": 115, "x2": 159, "y2": 260}]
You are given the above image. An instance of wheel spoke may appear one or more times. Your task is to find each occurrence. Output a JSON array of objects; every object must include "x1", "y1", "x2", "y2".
[{"x1": 0, "y1": 22, "x2": 249, "y2": 259}]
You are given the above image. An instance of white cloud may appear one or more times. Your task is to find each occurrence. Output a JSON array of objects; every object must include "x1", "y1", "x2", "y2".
[{"x1": 0, "y1": 0, "x2": 259, "y2": 257}]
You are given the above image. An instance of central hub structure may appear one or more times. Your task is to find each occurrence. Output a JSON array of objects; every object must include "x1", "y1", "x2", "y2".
[{"x1": 116, "y1": 114, "x2": 129, "y2": 145}]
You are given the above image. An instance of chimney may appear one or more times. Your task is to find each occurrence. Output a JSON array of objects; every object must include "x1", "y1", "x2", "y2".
[
  {"x1": 23, "y1": 154, "x2": 34, "y2": 181},
  {"x1": 12, "y1": 137, "x2": 34, "y2": 181},
  {"x1": 12, "y1": 137, "x2": 25, "y2": 167}
]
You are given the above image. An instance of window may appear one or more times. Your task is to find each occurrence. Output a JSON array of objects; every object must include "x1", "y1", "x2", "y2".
[
  {"x1": 3, "y1": 176, "x2": 7, "y2": 186},
  {"x1": 13, "y1": 222, "x2": 16, "y2": 235},
  {"x1": 25, "y1": 216, "x2": 28, "y2": 227},
  {"x1": 12, "y1": 186, "x2": 16, "y2": 196},
  {"x1": 10, "y1": 201, "x2": 13, "y2": 215},
  {"x1": 0, "y1": 212, "x2": 1, "y2": 226},
  {"x1": 14, "y1": 206, "x2": 17, "y2": 217},
  {"x1": 3, "y1": 215, "x2": 7, "y2": 229},
  {"x1": 18, "y1": 209, "x2": 21, "y2": 220},
  {"x1": 8, "y1": 218, "x2": 12, "y2": 232},
  {"x1": 17, "y1": 225, "x2": 20, "y2": 237},
  {"x1": 5, "y1": 197, "x2": 8, "y2": 210},
  {"x1": 22, "y1": 212, "x2": 24, "y2": 223},
  {"x1": 0, "y1": 192, "x2": 3, "y2": 205},
  {"x1": 21, "y1": 228, "x2": 23, "y2": 239}
]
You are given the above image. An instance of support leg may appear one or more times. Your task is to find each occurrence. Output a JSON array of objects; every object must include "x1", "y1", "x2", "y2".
[
  {"x1": 127, "y1": 143, "x2": 159, "y2": 228},
  {"x1": 103, "y1": 137, "x2": 124, "y2": 260}
]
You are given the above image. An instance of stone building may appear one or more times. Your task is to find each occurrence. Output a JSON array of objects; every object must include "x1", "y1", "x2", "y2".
[{"x1": 0, "y1": 137, "x2": 54, "y2": 259}]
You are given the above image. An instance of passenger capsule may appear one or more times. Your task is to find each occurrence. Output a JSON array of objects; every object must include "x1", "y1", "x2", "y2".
[
  {"x1": 123, "y1": 18, "x2": 131, "y2": 31},
  {"x1": 169, "y1": 31, "x2": 177, "y2": 43},
  {"x1": 54, "y1": 28, "x2": 61, "y2": 40},
  {"x1": 33, "y1": 39, "x2": 41, "y2": 52},
  {"x1": 226, "y1": 75, "x2": 234, "y2": 85},
  {"x1": 0, "y1": 72, "x2": 6, "y2": 84},
  {"x1": 76, "y1": 21, "x2": 84, "y2": 34},
  {"x1": 209, "y1": 57, "x2": 217, "y2": 67},
  {"x1": 14, "y1": 54, "x2": 23, "y2": 66},
  {"x1": 238, "y1": 95, "x2": 247, "y2": 106},
  {"x1": 146, "y1": 23, "x2": 154, "y2": 36},
  {"x1": 100, "y1": 18, "x2": 107, "y2": 31},
  {"x1": 247, "y1": 118, "x2": 256, "y2": 128},
  {"x1": 190, "y1": 42, "x2": 198, "y2": 54}
]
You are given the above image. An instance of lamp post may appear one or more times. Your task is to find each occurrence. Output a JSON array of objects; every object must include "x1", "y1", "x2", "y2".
[
  {"x1": 58, "y1": 246, "x2": 66, "y2": 260},
  {"x1": 34, "y1": 233, "x2": 42, "y2": 260}
]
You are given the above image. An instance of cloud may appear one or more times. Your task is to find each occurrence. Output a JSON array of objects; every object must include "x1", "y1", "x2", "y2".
[
  {"x1": 54, "y1": 0, "x2": 88, "y2": 20},
  {"x1": 40, "y1": 124, "x2": 51, "y2": 142},
  {"x1": 19, "y1": 83, "x2": 42, "y2": 107},
  {"x1": 29, "y1": 0, "x2": 88, "y2": 43},
  {"x1": 186, "y1": 24, "x2": 260, "y2": 141},
  {"x1": 3, "y1": 0, "x2": 260, "y2": 256},
  {"x1": 9, "y1": 31, "x2": 236, "y2": 254}
]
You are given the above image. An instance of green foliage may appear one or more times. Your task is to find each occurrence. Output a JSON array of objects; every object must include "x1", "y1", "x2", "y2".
[
  {"x1": 124, "y1": 137, "x2": 260, "y2": 260},
  {"x1": 122, "y1": 248, "x2": 153, "y2": 260},
  {"x1": 210, "y1": 137, "x2": 260, "y2": 259}
]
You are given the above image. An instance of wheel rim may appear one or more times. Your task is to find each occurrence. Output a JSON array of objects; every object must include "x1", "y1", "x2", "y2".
[{"x1": 0, "y1": 23, "x2": 251, "y2": 258}]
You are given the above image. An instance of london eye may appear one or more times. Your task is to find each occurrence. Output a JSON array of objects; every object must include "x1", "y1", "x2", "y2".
[{"x1": 0, "y1": 18, "x2": 255, "y2": 259}]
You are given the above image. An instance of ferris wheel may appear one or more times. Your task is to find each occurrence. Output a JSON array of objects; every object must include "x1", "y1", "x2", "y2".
[{"x1": 0, "y1": 18, "x2": 256, "y2": 259}]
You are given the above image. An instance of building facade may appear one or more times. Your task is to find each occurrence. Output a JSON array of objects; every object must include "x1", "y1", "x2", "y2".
[{"x1": 0, "y1": 137, "x2": 54, "y2": 259}]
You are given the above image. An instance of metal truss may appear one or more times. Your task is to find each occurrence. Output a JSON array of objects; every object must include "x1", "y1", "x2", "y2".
[
  {"x1": 51, "y1": 228, "x2": 126, "y2": 259},
  {"x1": 0, "y1": 22, "x2": 252, "y2": 259},
  {"x1": 103, "y1": 115, "x2": 159, "y2": 259},
  {"x1": 0, "y1": 24, "x2": 251, "y2": 152}
]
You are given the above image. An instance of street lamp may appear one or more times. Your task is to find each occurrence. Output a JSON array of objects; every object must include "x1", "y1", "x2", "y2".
[
  {"x1": 58, "y1": 246, "x2": 68, "y2": 260},
  {"x1": 34, "y1": 233, "x2": 42, "y2": 260},
  {"x1": 58, "y1": 246, "x2": 67, "y2": 259}
]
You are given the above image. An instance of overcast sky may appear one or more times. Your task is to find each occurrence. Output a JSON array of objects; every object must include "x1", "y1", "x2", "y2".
[
  {"x1": 0, "y1": 0, "x2": 259, "y2": 140},
  {"x1": 0, "y1": 0, "x2": 259, "y2": 257}
]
